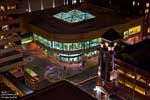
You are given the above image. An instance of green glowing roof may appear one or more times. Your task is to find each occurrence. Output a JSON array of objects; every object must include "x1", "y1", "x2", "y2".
[
  {"x1": 25, "y1": 68, "x2": 38, "y2": 77},
  {"x1": 53, "y1": 9, "x2": 96, "y2": 23}
]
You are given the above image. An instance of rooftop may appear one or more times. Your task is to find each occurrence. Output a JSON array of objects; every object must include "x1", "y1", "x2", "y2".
[
  {"x1": 29, "y1": 3, "x2": 137, "y2": 35},
  {"x1": 116, "y1": 39, "x2": 150, "y2": 72},
  {"x1": 101, "y1": 28, "x2": 122, "y2": 42},
  {"x1": 20, "y1": 80, "x2": 96, "y2": 100}
]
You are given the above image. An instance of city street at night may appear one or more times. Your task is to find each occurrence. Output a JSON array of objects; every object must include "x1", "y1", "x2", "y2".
[{"x1": 0, "y1": 0, "x2": 150, "y2": 100}]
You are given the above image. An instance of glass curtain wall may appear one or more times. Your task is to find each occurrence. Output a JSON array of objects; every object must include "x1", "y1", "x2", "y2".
[
  {"x1": 33, "y1": 34, "x2": 100, "y2": 62},
  {"x1": 21, "y1": 35, "x2": 33, "y2": 44}
]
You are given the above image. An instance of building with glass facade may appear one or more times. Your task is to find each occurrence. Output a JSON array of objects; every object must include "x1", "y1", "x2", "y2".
[
  {"x1": 33, "y1": 33, "x2": 100, "y2": 62},
  {"x1": 21, "y1": 3, "x2": 144, "y2": 64}
]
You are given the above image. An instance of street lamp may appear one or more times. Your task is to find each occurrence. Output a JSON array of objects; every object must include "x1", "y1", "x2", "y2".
[
  {"x1": 28, "y1": 0, "x2": 31, "y2": 12},
  {"x1": 40, "y1": 0, "x2": 44, "y2": 10},
  {"x1": 52, "y1": 0, "x2": 55, "y2": 8},
  {"x1": 101, "y1": 41, "x2": 118, "y2": 81}
]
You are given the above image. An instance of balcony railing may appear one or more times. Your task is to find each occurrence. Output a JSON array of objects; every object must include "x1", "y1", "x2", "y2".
[
  {"x1": 0, "y1": 52, "x2": 23, "y2": 63},
  {"x1": 0, "y1": 27, "x2": 20, "y2": 34},
  {"x1": 0, "y1": 45, "x2": 22, "y2": 54},
  {"x1": 0, "y1": 59, "x2": 23, "y2": 72},
  {"x1": 0, "y1": 18, "x2": 19, "y2": 25},
  {"x1": 0, "y1": 9, "x2": 21, "y2": 16},
  {"x1": 0, "y1": 36, "x2": 21, "y2": 45}
]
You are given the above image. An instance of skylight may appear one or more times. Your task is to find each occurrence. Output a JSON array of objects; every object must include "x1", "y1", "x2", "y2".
[{"x1": 53, "y1": 9, "x2": 96, "y2": 23}]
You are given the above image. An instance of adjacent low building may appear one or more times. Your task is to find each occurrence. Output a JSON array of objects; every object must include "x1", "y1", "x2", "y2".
[
  {"x1": 0, "y1": 0, "x2": 24, "y2": 78},
  {"x1": 19, "y1": 80, "x2": 97, "y2": 100},
  {"x1": 115, "y1": 39, "x2": 150, "y2": 99}
]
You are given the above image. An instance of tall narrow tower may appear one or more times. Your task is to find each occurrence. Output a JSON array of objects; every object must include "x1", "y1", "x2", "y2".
[{"x1": 142, "y1": 2, "x2": 150, "y2": 40}]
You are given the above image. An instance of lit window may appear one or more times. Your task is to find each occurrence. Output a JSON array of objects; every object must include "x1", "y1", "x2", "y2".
[
  {"x1": 4, "y1": 45, "x2": 8, "y2": 48},
  {"x1": 108, "y1": 46, "x2": 114, "y2": 51},
  {"x1": 72, "y1": 0, "x2": 77, "y2": 4},
  {"x1": 25, "y1": 68, "x2": 38, "y2": 77},
  {"x1": 114, "y1": 42, "x2": 117, "y2": 47},
  {"x1": 0, "y1": 35, "x2": 4, "y2": 40},
  {"x1": 125, "y1": 81, "x2": 134, "y2": 89},
  {"x1": 10, "y1": 5, "x2": 16, "y2": 10},
  {"x1": 133, "y1": 1, "x2": 135, "y2": 6},
  {"x1": 117, "y1": 68, "x2": 124, "y2": 74},
  {"x1": 135, "y1": 85, "x2": 146, "y2": 95},
  {"x1": 0, "y1": 5, "x2": 5, "y2": 11},
  {"x1": 118, "y1": 78, "x2": 124, "y2": 84},
  {"x1": 126, "y1": 72, "x2": 135, "y2": 79},
  {"x1": 100, "y1": 43, "x2": 104, "y2": 48},
  {"x1": 148, "y1": 27, "x2": 150, "y2": 33},
  {"x1": 2, "y1": 25, "x2": 9, "y2": 31},
  {"x1": 145, "y1": 9, "x2": 149, "y2": 14},
  {"x1": 136, "y1": 74, "x2": 141, "y2": 80},
  {"x1": 105, "y1": 42, "x2": 109, "y2": 47},
  {"x1": 123, "y1": 31, "x2": 129, "y2": 38},
  {"x1": 124, "y1": 25, "x2": 141, "y2": 37},
  {"x1": 7, "y1": 6, "x2": 10, "y2": 10},
  {"x1": 129, "y1": 25, "x2": 141, "y2": 35},
  {"x1": 21, "y1": 36, "x2": 33, "y2": 44},
  {"x1": 146, "y1": 3, "x2": 149, "y2": 8}
]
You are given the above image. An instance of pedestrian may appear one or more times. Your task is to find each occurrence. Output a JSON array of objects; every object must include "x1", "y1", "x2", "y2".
[{"x1": 64, "y1": 66, "x2": 67, "y2": 72}]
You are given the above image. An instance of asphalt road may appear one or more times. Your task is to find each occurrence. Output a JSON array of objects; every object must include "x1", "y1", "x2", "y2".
[{"x1": 66, "y1": 65, "x2": 97, "y2": 83}]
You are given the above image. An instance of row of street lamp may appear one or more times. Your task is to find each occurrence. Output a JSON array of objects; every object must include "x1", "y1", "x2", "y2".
[{"x1": 27, "y1": 0, "x2": 84, "y2": 12}]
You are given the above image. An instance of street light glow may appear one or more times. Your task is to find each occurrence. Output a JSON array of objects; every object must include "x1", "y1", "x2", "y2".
[{"x1": 94, "y1": 86, "x2": 102, "y2": 92}]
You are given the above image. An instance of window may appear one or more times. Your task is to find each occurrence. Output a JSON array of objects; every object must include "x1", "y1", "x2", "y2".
[
  {"x1": 145, "y1": 9, "x2": 149, "y2": 14},
  {"x1": 90, "y1": 39, "x2": 99, "y2": 47},
  {"x1": 118, "y1": 78, "x2": 124, "y2": 84},
  {"x1": 123, "y1": 25, "x2": 141, "y2": 38},
  {"x1": 33, "y1": 34, "x2": 100, "y2": 51},
  {"x1": 10, "y1": 5, "x2": 16, "y2": 10},
  {"x1": 0, "y1": 35, "x2": 4, "y2": 40},
  {"x1": 124, "y1": 31, "x2": 129, "y2": 38},
  {"x1": 85, "y1": 50, "x2": 97, "y2": 57},
  {"x1": 0, "y1": 4, "x2": 16, "y2": 12},
  {"x1": 33, "y1": 34, "x2": 38, "y2": 40},
  {"x1": 59, "y1": 53, "x2": 83, "y2": 62},
  {"x1": 72, "y1": 0, "x2": 77, "y2": 4},
  {"x1": 126, "y1": 72, "x2": 135, "y2": 79},
  {"x1": 22, "y1": 36, "x2": 33, "y2": 44},
  {"x1": 125, "y1": 81, "x2": 134, "y2": 89},
  {"x1": 2, "y1": 25, "x2": 9, "y2": 31},
  {"x1": 136, "y1": 74, "x2": 146, "y2": 84},
  {"x1": 0, "y1": 16, "x2": 14, "y2": 22},
  {"x1": 117, "y1": 68, "x2": 124, "y2": 74},
  {"x1": 146, "y1": 3, "x2": 149, "y2": 8},
  {"x1": 129, "y1": 25, "x2": 141, "y2": 35},
  {"x1": 133, "y1": 1, "x2": 135, "y2": 6},
  {"x1": 148, "y1": 27, "x2": 150, "y2": 33},
  {"x1": 0, "y1": 5, "x2": 5, "y2": 11},
  {"x1": 135, "y1": 85, "x2": 146, "y2": 95}
]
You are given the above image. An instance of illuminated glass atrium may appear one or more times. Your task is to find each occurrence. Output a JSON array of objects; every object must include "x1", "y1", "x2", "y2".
[
  {"x1": 32, "y1": 34, "x2": 100, "y2": 62},
  {"x1": 53, "y1": 9, "x2": 96, "y2": 23}
]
